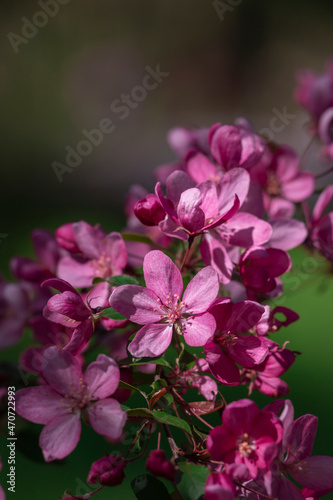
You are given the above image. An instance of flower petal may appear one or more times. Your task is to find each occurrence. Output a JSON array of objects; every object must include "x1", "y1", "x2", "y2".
[
  {"x1": 143, "y1": 250, "x2": 183, "y2": 305},
  {"x1": 40, "y1": 412, "x2": 81, "y2": 462},
  {"x1": 88, "y1": 398, "x2": 127, "y2": 441},
  {"x1": 85, "y1": 354, "x2": 120, "y2": 400},
  {"x1": 183, "y1": 266, "x2": 219, "y2": 313},
  {"x1": 128, "y1": 323, "x2": 173, "y2": 358},
  {"x1": 182, "y1": 313, "x2": 216, "y2": 346}
]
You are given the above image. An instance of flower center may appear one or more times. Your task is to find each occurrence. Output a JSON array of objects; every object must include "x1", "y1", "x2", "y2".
[
  {"x1": 62, "y1": 377, "x2": 90, "y2": 412},
  {"x1": 266, "y1": 172, "x2": 280, "y2": 196},
  {"x1": 237, "y1": 433, "x2": 256, "y2": 457},
  {"x1": 155, "y1": 294, "x2": 185, "y2": 323},
  {"x1": 216, "y1": 331, "x2": 237, "y2": 347},
  {"x1": 92, "y1": 253, "x2": 113, "y2": 278}
]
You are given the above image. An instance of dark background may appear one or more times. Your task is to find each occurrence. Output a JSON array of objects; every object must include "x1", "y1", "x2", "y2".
[{"x1": 1, "y1": 1, "x2": 333, "y2": 498}]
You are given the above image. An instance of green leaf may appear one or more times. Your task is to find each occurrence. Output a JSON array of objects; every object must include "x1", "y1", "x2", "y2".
[
  {"x1": 126, "y1": 408, "x2": 153, "y2": 418},
  {"x1": 102, "y1": 307, "x2": 126, "y2": 321},
  {"x1": 131, "y1": 474, "x2": 172, "y2": 500},
  {"x1": 177, "y1": 463, "x2": 209, "y2": 500},
  {"x1": 151, "y1": 411, "x2": 192, "y2": 435},
  {"x1": 129, "y1": 357, "x2": 172, "y2": 369},
  {"x1": 118, "y1": 380, "x2": 148, "y2": 401},
  {"x1": 108, "y1": 274, "x2": 139, "y2": 286}
]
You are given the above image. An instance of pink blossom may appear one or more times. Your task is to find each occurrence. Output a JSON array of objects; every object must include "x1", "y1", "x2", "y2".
[
  {"x1": 155, "y1": 171, "x2": 240, "y2": 241},
  {"x1": 57, "y1": 221, "x2": 127, "y2": 288},
  {"x1": 204, "y1": 298, "x2": 267, "y2": 386},
  {"x1": 209, "y1": 124, "x2": 264, "y2": 171},
  {"x1": 239, "y1": 246, "x2": 292, "y2": 295},
  {"x1": 294, "y1": 61, "x2": 333, "y2": 122},
  {"x1": 206, "y1": 399, "x2": 283, "y2": 480},
  {"x1": 0, "y1": 279, "x2": 30, "y2": 350},
  {"x1": 177, "y1": 357, "x2": 218, "y2": 401},
  {"x1": 250, "y1": 146, "x2": 315, "y2": 218},
  {"x1": 205, "y1": 472, "x2": 237, "y2": 500},
  {"x1": 10, "y1": 229, "x2": 61, "y2": 284},
  {"x1": 110, "y1": 250, "x2": 219, "y2": 358},
  {"x1": 16, "y1": 347, "x2": 127, "y2": 462}
]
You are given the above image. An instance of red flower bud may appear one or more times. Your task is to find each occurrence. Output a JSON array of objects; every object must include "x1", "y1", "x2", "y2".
[
  {"x1": 88, "y1": 455, "x2": 125, "y2": 487},
  {"x1": 146, "y1": 450, "x2": 175, "y2": 481},
  {"x1": 134, "y1": 194, "x2": 166, "y2": 226}
]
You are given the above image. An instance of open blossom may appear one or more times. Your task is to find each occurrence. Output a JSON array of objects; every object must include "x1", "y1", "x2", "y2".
[
  {"x1": 16, "y1": 347, "x2": 127, "y2": 462},
  {"x1": 250, "y1": 146, "x2": 315, "y2": 218},
  {"x1": 207, "y1": 399, "x2": 283, "y2": 480},
  {"x1": 204, "y1": 298, "x2": 267, "y2": 386},
  {"x1": 155, "y1": 170, "x2": 240, "y2": 241},
  {"x1": 205, "y1": 472, "x2": 237, "y2": 500},
  {"x1": 110, "y1": 250, "x2": 219, "y2": 358},
  {"x1": 10, "y1": 229, "x2": 61, "y2": 284},
  {"x1": 57, "y1": 221, "x2": 127, "y2": 288}
]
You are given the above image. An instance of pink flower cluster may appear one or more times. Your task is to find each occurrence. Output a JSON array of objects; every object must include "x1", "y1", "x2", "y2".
[{"x1": 1, "y1": 58, "x2": 333, "y2": 500}]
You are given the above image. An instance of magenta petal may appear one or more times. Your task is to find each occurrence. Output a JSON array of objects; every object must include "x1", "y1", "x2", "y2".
[
  {"x1": 205, "y1": 195, "x2": 240, "y2": 231},
  {"x1": 16, "y1": 386, "x2": 67, "y2": 424},
  {"x1": 128, "y1": 323, "x2": 173, "y2": 358},
  {"x1": 42, "y1": 278, "x2": 78, "y2": 295},
  {"x1": 40, "y1": 412, "x2": 81, "y2": 462},
  {"x1": 32, "y1": 229, "x2": 59, "y2": 272},
  {"x1": 211, "y1": 300, "x2": 264, "y2": 335},
  {"x1": 281, "y1": 173, "x2": 315, "y2": 202},
  {"x1": 205, "y1": 341, "x2": 240, "y2": 385},
  {"x1": 47, "y1": 291, "x2": 91, "y2": 322},
  {"x1": 290, "y1": 456, "x2": 333, "y2": 491},
  {"x1": 88, "y1": 398, "x2": 127, "y2": 441},
  {"x1": 200, "y1": 234, "x2": 234, "y2": 284},
  {"x1": 62, "y1": 320, "x2": 93, "y2": 355},
  {"x1": 207, "y1": 425, "x2": 237, "y2": 461},
  {"x1": 278, "y1": 476, "x2": 305, "y2": 500},
  {"x1": 211, "y1": 125, "x2": 242, "y2": 170},
  {"x1": 42, "y1": 346, "x2": 83, "y2": 395},
  {"x1": 73, "y1": 221, "x2": 105, "y2": 258},
  {"x1": 287, "y1": 415, "x2": 318, "y2": 462},
  {"x1": 166, "y1": 170, "x2": 196, "y2": 203},
  {"x1": 223, "y1": 399, "x2": 259, "y2": 436},
  {"x1": 218, "y1": 168, "x2": 250, "y2": 212},
  {"x1": 57, "y1": 256, "x2": 97, "y2": 288},
  {"x1": 85, "y1": 354, "x2": 120, "y2": 399},
  {"x1": 182, "y1": 313, "x2": 216, "y2": 346},
  {"x1": 227, "y1": 335, "x2": 268, "y2": 367},
  {"x1": 219, "y1": 212, "x2": 272, "y2": 247},
  {"x1": 183, "y1": 266, "x2": 219, "y2": 313},
  {"x1": 103, "y1": 232, "x2": 127, "y2": 272},
  {"x1": 109, "y1": 285, "x2": 161, "y2": 324},
  {"x1": 143, "y1": 250, "x2": 183, "y2": 305},
  {"x1": 313, "y1": 184, "x2": 333, "y2": 221},
  {"x1": 198, "y1": 181, "x2": 219, "y2": 219},
  {"x1": 268, "y1": 219, "x2": 308, "y2": 250},
  {"x1": 177, "y1": 188, "x2": 205, "y2": 233},
  {"x1": 187, "y1": 152, "x2": 218, "y2": 184}
]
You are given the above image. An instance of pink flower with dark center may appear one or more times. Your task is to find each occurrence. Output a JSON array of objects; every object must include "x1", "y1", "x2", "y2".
[
  {"x1": 204, "y1": 298, "x2": 267, "y2": 386},
  {"x1": 110, "y1": 250, "x2": 219, "y2": 358},
  {"x1": 250, "y1": 146, "x2": 315, "y2": 218},
  {"x1": 57, "y1": 221, "x2": 127, "y2": 288},
  {"x1": 16, "y1": 347, "x2": 127, "y2": 462},
  {"x1": 206, "y1": 399, "x2": 283, "y2": 480}
]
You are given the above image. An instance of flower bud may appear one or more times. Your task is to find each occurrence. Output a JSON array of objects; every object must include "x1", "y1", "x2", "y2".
[
  {"x1": 134, "y1": 194, "x2": 166, "y2": 226},
  {"x1": 55, "y1": 223, "x2": 80, "y2": 253},
  {"x1": 88, "y1": 455, "x2": 125, "y2": 487},
  {"x1": 146, "y1": 450, "x2": 175, "y2": 481}
]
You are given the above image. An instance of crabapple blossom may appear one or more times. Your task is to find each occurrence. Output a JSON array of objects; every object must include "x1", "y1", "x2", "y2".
[
  {"x1": 16, "y1": 347, "x2": 127, "y2": 462},
  {"x1": 110, "y1": 250, "x2": 219, "y2": 357}
]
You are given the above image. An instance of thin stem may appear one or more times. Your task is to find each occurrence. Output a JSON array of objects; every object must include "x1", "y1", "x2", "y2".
[
  {"x1": 172, "y1": 388, "x2": 215, "y2": 430},
  {"x1": 314, "y1": 165, "x2": 333, "y2": 179},
  {"x1": 124, "y1": 420, "x2": 150, "y2": 459},
  {"x1": 179, "y1": 235, "x2": 194, "y2": 272},
  {"x1": 157, "y1": 425, "x2": 162, "y2": 450},
  {"x1": 234, "y1": 480, "x2": 277, "y2": 500}
]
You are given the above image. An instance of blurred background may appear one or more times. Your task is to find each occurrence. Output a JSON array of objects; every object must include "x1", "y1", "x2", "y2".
[{"x1": 1, "y1": 1, "x2": 333, "y2": 498}]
